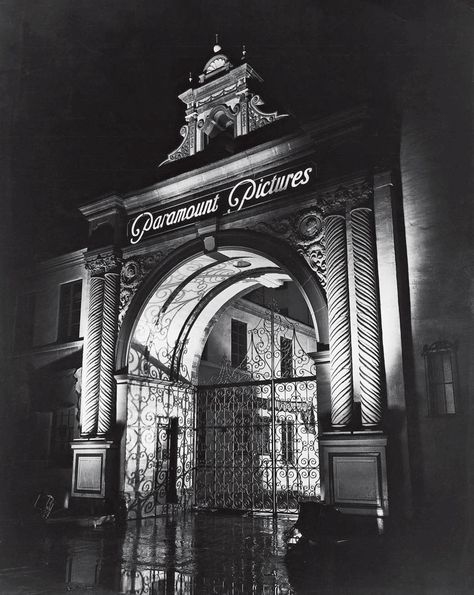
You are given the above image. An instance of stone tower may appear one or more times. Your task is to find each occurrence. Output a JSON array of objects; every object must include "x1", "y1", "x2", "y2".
[{"x1": 160, "y1": 40, "x2": 287, "y2": 165}]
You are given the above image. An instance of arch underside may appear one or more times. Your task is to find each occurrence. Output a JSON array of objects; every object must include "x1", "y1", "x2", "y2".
[{"x1": 128, "y1": 248, "x2": 320, "y2": 385}]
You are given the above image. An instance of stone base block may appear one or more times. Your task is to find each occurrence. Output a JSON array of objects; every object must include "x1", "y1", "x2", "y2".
[
  {"x1": 319, "y1": 432, "x2": 388, "y2": 516},
  {"x1": 71, "y1": 439, "x2": 117, "y2": 500}
]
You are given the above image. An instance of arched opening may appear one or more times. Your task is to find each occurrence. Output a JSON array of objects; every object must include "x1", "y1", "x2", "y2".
[
  {"x1": 117, "y1": 231, "x2": 328, "y2": 519},
  {"x1": 202, "y1": 106, "x2": 235, "y2": 154}
]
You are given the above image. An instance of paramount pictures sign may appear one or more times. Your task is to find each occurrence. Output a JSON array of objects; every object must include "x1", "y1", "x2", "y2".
[{"x1": 128, "y1": 163, "x2": 316, "y2": 245}]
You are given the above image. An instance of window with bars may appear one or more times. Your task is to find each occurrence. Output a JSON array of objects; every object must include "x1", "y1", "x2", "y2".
[
  {"x1": 422, "y1": 341, "x2": 457, "y2": 416},
  {"x1": 231, "y1": 319, "x2": 247, "y2": 370},
  {"x1": 281, "y1": 419, "x2": 295, "y2": 463},
  {"x1": 14, "y1": 293, "x2": 36, "y2": 351},
  {"x1": 58, "y1": 280, "x2": 82, "y2": 342},
  {"x1": 280, "y1": 336, "x2": 293, "y2": 378}
]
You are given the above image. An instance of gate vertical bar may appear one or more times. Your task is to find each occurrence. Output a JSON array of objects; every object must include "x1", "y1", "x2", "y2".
[
  {"x1": 270, "y1": 308, "x2": 277, "y2": 516},
  {"x1": 192, "y1": 386, "x2": 198, "y2": 510}
]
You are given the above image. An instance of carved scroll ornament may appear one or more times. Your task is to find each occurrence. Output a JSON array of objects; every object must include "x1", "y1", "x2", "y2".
[
  {"x1": 248, "y1": 95, "x2": 287, "y2": 132},
  {"x1": 119, "y1": 252, "x2": 165, "y2": 324},
  {"x1": 247, "y1": 208, "x2": 327, "y2": 288}
]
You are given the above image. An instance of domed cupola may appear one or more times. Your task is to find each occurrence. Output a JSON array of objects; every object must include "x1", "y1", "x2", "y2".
[{"x1": 160, "y1": 37, "x2": 288, "y2": 166}]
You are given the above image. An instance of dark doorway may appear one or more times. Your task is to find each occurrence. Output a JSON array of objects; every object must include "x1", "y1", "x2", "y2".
[{"x1": 166, "y1": 417, "x2": 179, "y2": 503}]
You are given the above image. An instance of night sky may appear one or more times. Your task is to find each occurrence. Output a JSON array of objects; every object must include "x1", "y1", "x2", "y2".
[{"x1": 0, "y1": 0, "x2": 463, "y2": 262}]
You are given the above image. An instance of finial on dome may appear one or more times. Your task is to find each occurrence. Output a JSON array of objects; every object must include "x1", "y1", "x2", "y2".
[
  {"x1": 213, "y1": 33, "x2": 221, "y2": 53},
  {"x1": 189, "y1": 72, "x2": 193, "y2": 84},
  {"x1": 241, "y1": 43, "x2": 246, "y2": 61}
]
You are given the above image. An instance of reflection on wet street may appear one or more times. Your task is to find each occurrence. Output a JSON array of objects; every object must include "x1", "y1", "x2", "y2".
[{"x1": 0, "y1": 512, "x2": 471, "y2": 594}]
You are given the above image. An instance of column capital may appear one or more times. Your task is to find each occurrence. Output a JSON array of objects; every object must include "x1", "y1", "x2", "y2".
[
  {"x1": 320, "y1": 179, "x2": 373, "y2": 216},
  {"x1": 85, "y1": 248, "x2": 123, "y2": 276}
]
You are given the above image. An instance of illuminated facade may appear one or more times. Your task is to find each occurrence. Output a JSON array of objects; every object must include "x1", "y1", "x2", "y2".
[{"x1": 8, "y1": 37, "x2": 472, "y2": 524}]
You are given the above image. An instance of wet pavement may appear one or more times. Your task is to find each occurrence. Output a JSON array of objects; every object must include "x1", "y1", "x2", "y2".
[{"x1": 0, "y1": 512, "x2": 472, "y2": 594}]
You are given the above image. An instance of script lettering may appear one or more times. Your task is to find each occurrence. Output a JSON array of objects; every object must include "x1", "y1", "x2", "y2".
[
  {"x1": 130, "y1": 212, "x2": 153, "y2": 245},
  {"x1": 128, "y1": 165, "x2": 314, "y2": 244}
]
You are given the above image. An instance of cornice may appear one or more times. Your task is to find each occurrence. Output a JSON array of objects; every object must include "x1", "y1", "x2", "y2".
[
  {"x1": 29, "y1": 249, "x2": 86, "y2": 276},
  {"x1": 79, "y1": 194, "x2": 125, "y2": 219},
  {"x1": 179, "y1": 63, "x2": 263, "y2": 107},
  {"x1": 123, "y1": 131, "x2": 315, "y2": 215}
]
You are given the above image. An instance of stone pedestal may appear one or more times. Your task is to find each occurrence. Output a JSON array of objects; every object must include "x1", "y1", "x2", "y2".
[
  {"x1": 319, "y1": 433, "x2": 388, "y2": 516},
  {"x1": 71, "y1": 439, "x2": 117, "y2": 500}
]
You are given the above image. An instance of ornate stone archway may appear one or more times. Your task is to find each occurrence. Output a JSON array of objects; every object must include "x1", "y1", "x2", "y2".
[
  {"x1": 70, "y1": 37, "x2": 390, "y2": 517},
  {"x1": 113, "y1": 231, "x2": 327, "y2": 518}
]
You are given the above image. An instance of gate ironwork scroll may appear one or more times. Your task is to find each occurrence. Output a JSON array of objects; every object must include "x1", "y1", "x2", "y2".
[
  {"x1": 195, "y1": 306, "x2": 320, "y2": 514},
  {"x1": 124, "y1": 380, "x2": 194, "y2": 519}
]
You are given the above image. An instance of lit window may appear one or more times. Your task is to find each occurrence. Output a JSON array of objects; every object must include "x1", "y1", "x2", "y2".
[
  {"x1": 280, "y1": 336, "x2": 293, "y2": 378},
  {"x1": 422, "y1": 341, "x2": 458, "y2": 415},
  {"x1": 58, "y1": 281, "x2": 82, "y2": 342},
  {"x1": 281, "y1": 419, "x2": 295, "y2": 463},
  {"x1": 231, "y1": 319, "x2": 247, "y2": 370},
  {"x1": 14, "y1": 293, "x2": 36, "y2": 351}
]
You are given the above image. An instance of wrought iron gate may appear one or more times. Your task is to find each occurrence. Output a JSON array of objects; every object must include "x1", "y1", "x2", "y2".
[{"x1": 195, "y1": 306, "x2": 320, "y2": 514}]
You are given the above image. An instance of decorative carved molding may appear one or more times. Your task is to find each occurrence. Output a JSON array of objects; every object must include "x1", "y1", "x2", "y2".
[
  {"x1": 85, "y1": 252, "x2": 122, "y2": 276},
  {"x1": 246, "y1": 208, "x2": 327, "y2": 288},
  {"x1": 199, "y1": 52, "x2": 233, "y2": 84},
  {"x1": 188, "y1": 118, "x2": 196, "y2": 155},
  {"x1": 293, "y1": 210, "x2": 327, "y2": 287},
  {"x1": 195, "y1": 83, "x2": 239, "y2": 107},
  {"x1": 119, "y1": 252, "x2": 165, "y2": 324},
  {"x1": 242, "y1": 182, "x2": 373, "y2": 287},
  {"x1": 319, "y1": 181, "x2": 374, "y2": 215},
  {"x1": 162, "y1": 124, "x2": 191, "y2": 165},
  {"x1": 248, "y1": 95, "x2": 287, "y2": 132}
]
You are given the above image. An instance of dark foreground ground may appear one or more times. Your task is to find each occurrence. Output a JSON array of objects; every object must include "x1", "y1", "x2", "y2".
[{"x1": 0, "y1": 511, "x2": 472, "y2": 594}]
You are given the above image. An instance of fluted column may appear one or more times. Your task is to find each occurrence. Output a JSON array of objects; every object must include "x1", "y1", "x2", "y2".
[
  {"x1": 97, "y1": 271, "x2": 120, "y2": 436},
  {"x1": 80, "y1": 274, "x2": 105, "y2": 436},
  {"x1": 324, "y1": 215, "x2": 353, "y2": 428},
  {"x1": 351, "y1": 208, "x2": 383, "y2": 427}
]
